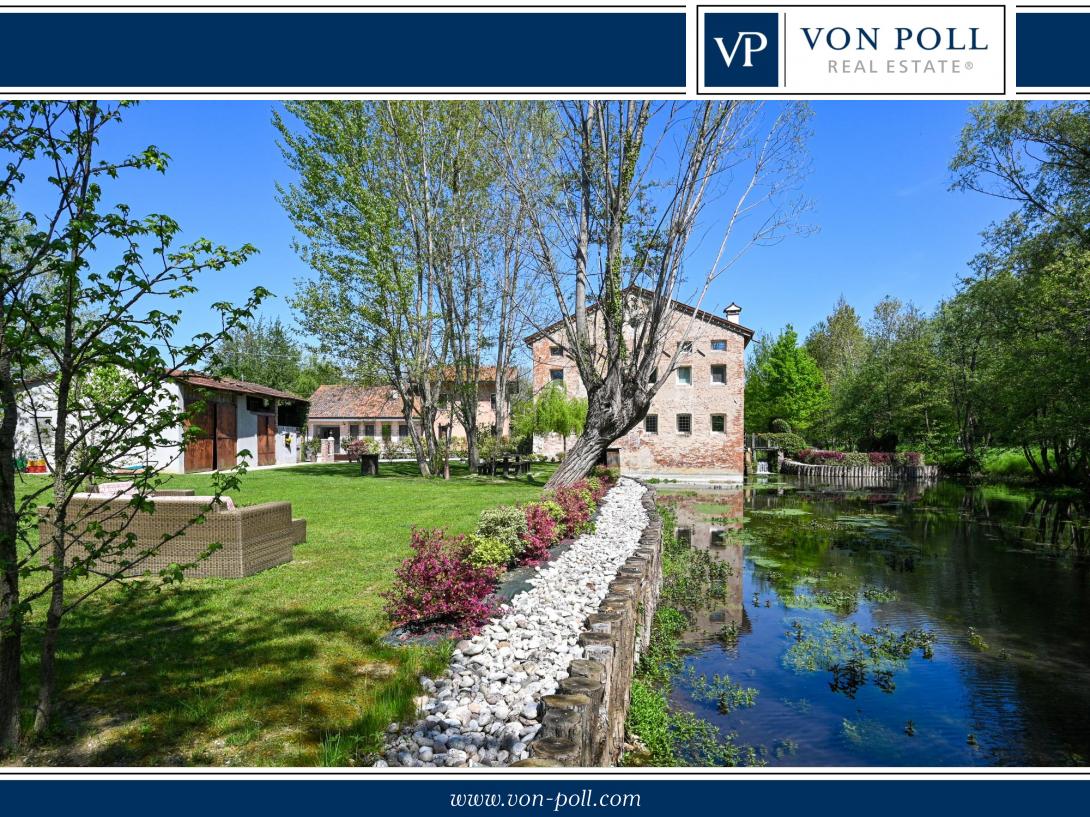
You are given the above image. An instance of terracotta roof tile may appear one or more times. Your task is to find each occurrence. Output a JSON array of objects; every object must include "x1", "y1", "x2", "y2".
[
  {"x1": 167, "y1": 370, "x2": 308, "y2": 402},
  {"x1": 307, "y1": 384, "x2": 405, "y2": 419}
]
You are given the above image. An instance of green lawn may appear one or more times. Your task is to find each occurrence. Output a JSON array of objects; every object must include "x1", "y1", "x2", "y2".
[{"x1": 12, "y1": 461, "x2": 553, "y2": 766}]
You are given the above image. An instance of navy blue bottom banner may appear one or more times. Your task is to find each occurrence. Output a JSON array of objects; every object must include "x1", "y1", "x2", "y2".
[{"x1": 0, "y1": 780, "x2": 1085, "y2": 814}]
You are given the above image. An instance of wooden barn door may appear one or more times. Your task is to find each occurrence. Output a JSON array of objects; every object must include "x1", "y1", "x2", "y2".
[
  {"x1": 184, "y1": 403, "x2": 215, "y2": 473},
  {"x1": 257, "y1": 414, "x2": 277, "y2": 466},
  {"x1": 215, "y1": 401, "x2": 237, "y2": 470}
]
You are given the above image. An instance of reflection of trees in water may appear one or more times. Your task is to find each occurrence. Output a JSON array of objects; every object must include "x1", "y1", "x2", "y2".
[
  {"x1": 1018, "y1": 494, "x2": 1088, "y2": 555},
  {"x1": 952, "y1": 486, "x2": 1090, "y2": 556}
]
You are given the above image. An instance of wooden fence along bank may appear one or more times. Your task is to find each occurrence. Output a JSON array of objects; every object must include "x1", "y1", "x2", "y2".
[{"x1": 779, "y1": 458, "x2": 939, "y2": 482}]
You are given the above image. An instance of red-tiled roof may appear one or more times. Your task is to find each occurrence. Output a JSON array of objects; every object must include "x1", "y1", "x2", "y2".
[
  {"x1": 524, "y1": 286, "x2": 755, "y2": 346},
  {"x1": 167, "y1": 370, "x2": 307, "y2": 402},
  {"x1": 307, "y1": 384, "x2": 405, "y2": 420},
  {"x1": 437, "y1": 365, "x2": 519, "y2": 382}
]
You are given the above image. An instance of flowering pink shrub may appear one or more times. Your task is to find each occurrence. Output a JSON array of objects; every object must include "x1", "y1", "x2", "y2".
[
  {"x1": 799, "y1": 449, "x2": 846, "y2": 465},
  {"x1": 519, "y1": 502, "x2": 560, "y2": 566},
  {"x1": 549, "y1": 480, "x2": 597, "y2": 538},
  {"x1": 383, "y1": 528, "x2": 500, "y2": 635},
  {"x1": 798, "y1": 449, "x2": 924, "y2": 467}
]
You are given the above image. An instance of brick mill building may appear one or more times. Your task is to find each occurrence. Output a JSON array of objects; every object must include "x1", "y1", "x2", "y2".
[{"x1": 526, "y1": 291, "x2": 754, "y2": 481}]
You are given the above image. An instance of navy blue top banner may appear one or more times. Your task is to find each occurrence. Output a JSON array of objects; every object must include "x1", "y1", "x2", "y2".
[
  {"x1": 1016, "y1": 11, "x2": 1090, "y2": 88},
  {"x1": 0, "y1": 11, "x2": 686, "y2": 89}
]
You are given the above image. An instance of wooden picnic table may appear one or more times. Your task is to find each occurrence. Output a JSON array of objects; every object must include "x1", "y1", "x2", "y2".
[{"x1": 477, "y1": 456, "x2": 531, "y2": 477}]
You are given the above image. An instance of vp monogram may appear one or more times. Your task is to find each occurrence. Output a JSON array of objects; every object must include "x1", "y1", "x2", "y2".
[
  {"x1": 703, "y1": 12, "x2": 779, "y2": 87},
  {"x1": 713, "y1": 31, "x2": 769, "y2": 68}
]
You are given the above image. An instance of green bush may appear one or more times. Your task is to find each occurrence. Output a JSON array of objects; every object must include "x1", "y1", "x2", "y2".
[
  {"x1": 761, "y1": 431, "x2": 807, "y2": 454},
  {"x1": 465, "y1": 534, "x2": 515, "y2": 569},
  {"x1": 540, "y1": 499, "x2": 565, "y2": 524},
  {"x1": 476, "y1": 505, "x2": 528, "y2": 553},
  {"x1": 770, "y1": 418, "x2": 792, "y2": 434},
  {"x1": 840, "y1": 452, "x2": 870, "y2": 467},
  {"x1": 593, "y1": 466, "x2": 620, "y2": 482}
]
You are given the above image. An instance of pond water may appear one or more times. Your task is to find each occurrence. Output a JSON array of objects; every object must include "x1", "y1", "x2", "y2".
[{"x1": 656, "y1": 477, "x2": 1090, "y2": 766}]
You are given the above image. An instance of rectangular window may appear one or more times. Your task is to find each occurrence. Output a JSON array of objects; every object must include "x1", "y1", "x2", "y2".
[
  {"x1": 649, "y1": 368, "x2": 658, "y2": 384},
  {"x1": 364, "y1": 423, "x2": 375, "y2": 437},
  {"x1": 711, "y1": 364, "x2": 727, "y2": 384},
  {"x1": 490, "y1": 393, "x2": 497, "y2": 409},
  {"x1": 549, "y1": 344, "x2": 564, "y2": 357},
  {"x1": 677, "y1": 413, "x2": 692, "y2": 434},
  {"x1": 677, "y1": 340, "x2": 693, "y2": 353},
  {"x1": 381, "y1": 423, "x2": 392, "y2": 440},
  {"x1": 550, "y1": 368, "x2": 564, "y2": 381},
  {"x1": 398, "y1": 423, "x2": 409, "y2": 438},
  {"x1": 676, "y1": 527, "x2": 693, "y2": 546},
  {"x1": 711, "y1": 339, "x2": 727, "y2": 351},
  {"x1": 349, "y1": 424, "x2": 360, "y2": 438},
  {"x1": 677, "y1": 366, "x2": 692, "y2": 386},
  {"x1": 644, "y1": 414, "x2": 658, "y2": 433},
  {"x1": 711, "y1": 414, "x2": 725, "y2": 433}
]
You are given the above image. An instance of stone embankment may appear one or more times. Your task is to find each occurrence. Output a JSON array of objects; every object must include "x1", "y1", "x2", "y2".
[
  {"x1": 376, "y1": 477, "x2": 657, "y2": 768},
  {"x1": 515, "y1": 488, "x2": 662, "y2": 767},
  {"x1": 780, "y1": 458, "x2": 938, "y2": 482}
]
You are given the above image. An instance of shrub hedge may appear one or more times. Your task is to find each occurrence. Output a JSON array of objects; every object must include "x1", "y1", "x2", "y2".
[{"x1": 382, "y1": 469, "x2": 620, "y2": 635}]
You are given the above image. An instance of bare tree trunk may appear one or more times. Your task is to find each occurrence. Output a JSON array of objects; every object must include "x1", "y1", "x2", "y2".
[
  {"x1": 0, "y1": 355, "x2": 22, "y2": 752},
  {"x1": 546, "y1": 371, "x2": 647, "y2": 487}
]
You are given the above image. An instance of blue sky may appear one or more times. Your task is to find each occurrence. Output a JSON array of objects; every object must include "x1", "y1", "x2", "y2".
[{"x1": 14, "y1": 100, "x2": 1014, "y2": 351}]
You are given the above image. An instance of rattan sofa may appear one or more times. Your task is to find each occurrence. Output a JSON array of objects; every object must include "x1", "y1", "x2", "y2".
[{"x1": 39, "y1": 485, "x2": 306, "y2": 579}]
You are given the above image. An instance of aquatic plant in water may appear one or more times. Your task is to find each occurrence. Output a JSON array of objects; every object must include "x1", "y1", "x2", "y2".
[
  {"x1": 624, "y1": 506, "x2": 761, "y2": 767},
  {"x1": 783, "y1": 620, "x2": 935, "y2": 698},
  {"x1": 967, "y1": 627, "x2": 990, "y2": 652},
  {"x1": 684, "y1": 668, "x2": 759, "y2": 714}
]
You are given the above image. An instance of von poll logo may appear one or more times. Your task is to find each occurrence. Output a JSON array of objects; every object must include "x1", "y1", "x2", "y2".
[
  {"x1": 703, "y1": 12, "x2": 780, "y2": 88},
  {"x1": 700, "y1": 6, "x2": 1006, "y2": 95}
]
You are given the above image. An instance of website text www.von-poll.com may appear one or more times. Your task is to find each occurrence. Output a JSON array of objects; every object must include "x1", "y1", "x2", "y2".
[{"x1": 450, "y1": 790, "x2": 641, "y2": 810}]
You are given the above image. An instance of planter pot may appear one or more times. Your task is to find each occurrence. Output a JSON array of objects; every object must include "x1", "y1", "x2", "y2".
[{"x1": 359, "y1": 453, "x2": 380, "y2": 476}]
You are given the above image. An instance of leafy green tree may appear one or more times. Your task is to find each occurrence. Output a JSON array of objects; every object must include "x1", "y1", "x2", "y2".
[
  {"x1": 210, "y1": 315, "x2": 341, "y2": 397},
  {"x1": 745, "y1": 326, "x2": 828, "y2": 434},
  {"x1": 948, "y1": 101, "x2": 1090, "y2": 483},
  {"x1": 512, "y1": 383, "x2": 587, "y2": 455},
  {"x1": 277, "y1": 101, "x2": 522, "y2": 475},
  {"x1": 0, "y1": 101, "x2": 261, "y2": 750},
  {"x1": 805, "y1": 296, "x2": 867, "y2": 392},
  {"x1": 952, "y1": 101, "x2": 1090, "y2": 245}
]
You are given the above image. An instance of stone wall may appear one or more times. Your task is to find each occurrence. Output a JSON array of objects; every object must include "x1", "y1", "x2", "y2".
[
  {"x1": 513, "y1": 488, "x2": 663, "y2": 767},
  {"x1": 780, "y1": 458, "x2": 939, "y2": 482}
]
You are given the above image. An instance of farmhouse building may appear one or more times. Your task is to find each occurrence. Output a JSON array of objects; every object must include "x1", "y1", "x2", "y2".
[
  {"x1": 526, "y1": 291, "x2": 753, "y2": 480},
  {"x1": 306, "y1": 367, "x2": 515, "y2": 455},
  {"x1": 14, "y1": 371, "x2": 308, "y2": 474}
]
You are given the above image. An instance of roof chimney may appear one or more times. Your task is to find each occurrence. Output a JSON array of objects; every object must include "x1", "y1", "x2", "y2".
[{"x1": 724, "y1": 302, "x2": 742, "y2": 324}]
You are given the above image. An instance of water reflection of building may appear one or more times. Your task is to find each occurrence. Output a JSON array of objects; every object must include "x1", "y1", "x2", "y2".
[{"x1": 672, "y1": 488, "x2": 747, "y2": 644}]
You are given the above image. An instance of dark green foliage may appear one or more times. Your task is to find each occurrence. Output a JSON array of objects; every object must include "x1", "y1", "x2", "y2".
[{"x1": 745, "y1": 326, "x2": 828, "y2": 434}]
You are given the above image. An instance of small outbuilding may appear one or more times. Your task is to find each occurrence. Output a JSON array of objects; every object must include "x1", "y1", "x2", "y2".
[{"x1": 14, "y1": 370, "x2": 309, "y2": 475}]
